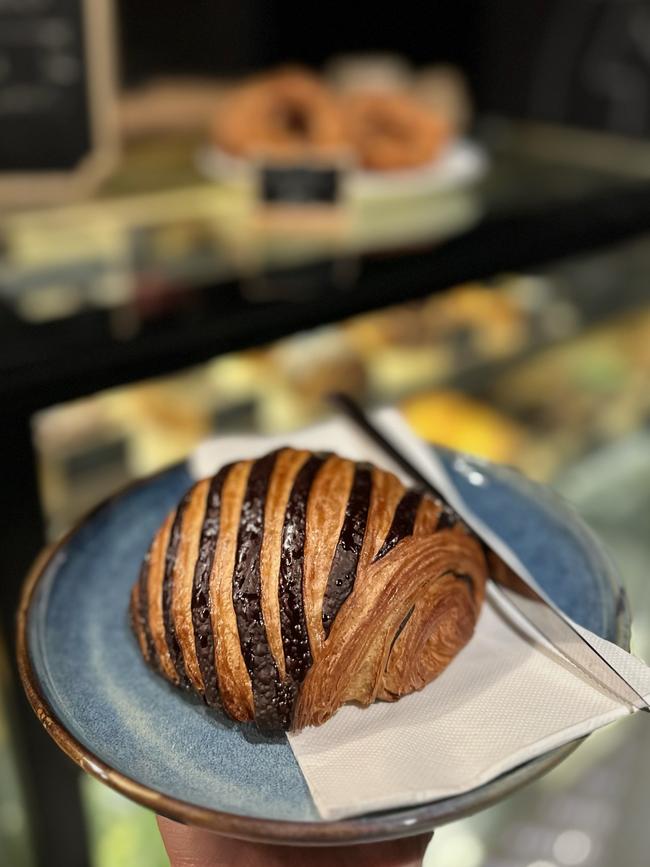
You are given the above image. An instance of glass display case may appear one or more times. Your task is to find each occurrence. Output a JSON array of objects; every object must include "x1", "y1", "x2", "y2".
[
  {"x1": 3, "y1": 230, "x2": 649, "y2": 865},
  {"x1": 3, "y1": 55, "x2": 650, "y2": 867}
]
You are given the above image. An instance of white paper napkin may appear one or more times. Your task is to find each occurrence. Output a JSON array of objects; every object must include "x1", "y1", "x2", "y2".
[{"x1": 190, "y1": 411, "x2": 650, "y2": 821}]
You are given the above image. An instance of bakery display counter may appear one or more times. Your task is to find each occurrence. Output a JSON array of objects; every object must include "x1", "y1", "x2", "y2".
[
  {"x1": 20, "y1": 243, "x2": 650, "y2": 867},
  {"x1": 3, "y1": 77, "x2": 650, "y2": 865},
  {"x1": 29, "y1": 233, "x2": 650, "y2": 537}
]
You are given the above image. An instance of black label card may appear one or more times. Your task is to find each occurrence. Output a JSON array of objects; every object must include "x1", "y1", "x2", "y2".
[
  {"x1": 259, "y1": 163, "x2": 341, "y2": 206},
  {"x1": 0, "y1": 0, "x2": 92, "y2": 173}
]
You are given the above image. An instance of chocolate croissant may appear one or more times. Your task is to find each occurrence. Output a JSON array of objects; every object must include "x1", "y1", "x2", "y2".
[{"x1": 130, "y1": 449, "x2": 487, "y2": 731}]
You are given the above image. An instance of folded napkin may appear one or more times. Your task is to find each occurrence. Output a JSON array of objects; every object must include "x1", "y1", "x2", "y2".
[{"x1": 191, "y1": 410, "x2": 650, "y2": 821}]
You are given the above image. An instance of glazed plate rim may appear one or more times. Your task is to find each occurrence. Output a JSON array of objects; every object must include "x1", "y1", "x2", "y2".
[{"x1": 17, "y1": 462, "x2": 631, "y2": 846}]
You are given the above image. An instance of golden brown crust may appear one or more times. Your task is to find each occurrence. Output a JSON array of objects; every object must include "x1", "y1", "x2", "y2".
[
  {"x1": 129, "y1": 581, "x2": 148, "y2": 660},
  {"x1": 342, "y1": 91, "x2": 450, "y2": 171},
  {"x1": 147, "y1": 512, "x2": 176, "y2": 682},
  {"x1": 360, "y1": 467, "x2": 406, "y2": 568},
  {"x1": 302, "y1": 455, "x2": 355, "y2": 658},
  {"x1": 295, "y1": 531, "x2": 485, "y2": 727},
  {"x1": 379, "y1": 565, "x2": 479, "y2": 701},
  {"x1": 171, "y1": 478, "x2": 210, "y2": 693},
  {"x1": 213, "y1": 68, "x2": 348, "y2": 160},
  {"x1": 131, "y1": 447, "x2": 489, "y2": 731},
  {"x1": 210, "y1": 460, "x2": 255, "y2": 721},
  {"x1": 414, "y1": 495, "x2": 442, "y2": 536}
]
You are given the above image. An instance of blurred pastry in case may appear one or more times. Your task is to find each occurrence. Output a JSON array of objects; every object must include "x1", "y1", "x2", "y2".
[
  {"x1": 413, "y1": 65, "x2": 472, "y2": 135},
  {"x1": 401, "y1": 390, "x2": 526, "y2": 465},
  {"x1": 342, "y1": 90, "x2": 450, "y2": 171},
  {"x1": 212, "y1": 68, "x2": 348, "y2": 160},
  {"x1": 326, "y1": 53, "x2": 413, "y2": 93}
]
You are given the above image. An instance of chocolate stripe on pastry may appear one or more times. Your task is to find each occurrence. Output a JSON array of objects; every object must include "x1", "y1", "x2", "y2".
[
  {"x1": 137, "y1": 554, "x2": 158, "y2": 666},
  {"x1": 162, "y1": 492, "x2": 192, "y2": 688},
  {"x1": 232, "y1": 450, "x2": 290, "y2": 730},
  {"x1": 436, "y1": 503, "x2": 458, "y2": 530},
  {"x1": 279, "y1": 453, "x2": 328, "y2": 693},
  {"x1": 191, "y1": 465, "x2": 231, "y2": 707},
  {"x1": 260, "y1": 448, "x2": 311, "y2": 680},
  {"x1": 321, "y1": 463, "x2": 372, "y2": 636},
  {"x1": 374, "y1": 489, "x2": 423, "y2": 562}
]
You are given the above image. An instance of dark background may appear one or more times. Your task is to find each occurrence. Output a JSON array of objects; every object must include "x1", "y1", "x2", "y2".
[
  {"x1": 4, "y1": 0, "x2": 648, "y2": 175},
  {"x1": 118, "y1": 0, "x2": 650, "y2": 137},
  {"x1": 0, "y1": 0, "x2": 91, "y2": 171}
]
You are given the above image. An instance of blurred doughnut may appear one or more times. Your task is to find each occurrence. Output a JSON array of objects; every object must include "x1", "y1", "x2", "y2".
[
  {"x1": 213, "y1": 68, "x2": 348, "y2": 159},
  {"x1": 342, "y1": 91, "x2": 450, "y2": 171}
]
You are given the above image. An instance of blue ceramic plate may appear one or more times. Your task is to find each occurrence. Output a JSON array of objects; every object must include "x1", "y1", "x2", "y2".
[{"x1": 18, "y1": 450, "x2": 629, "y2": 844}]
